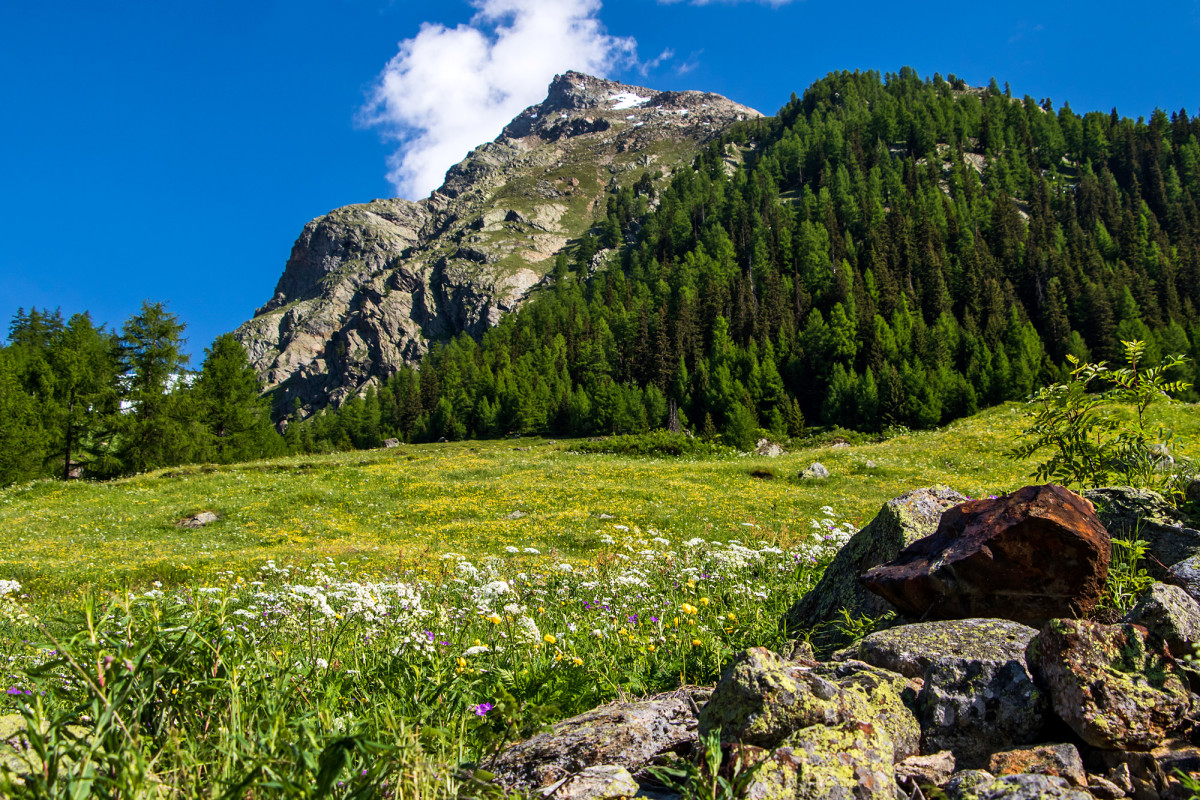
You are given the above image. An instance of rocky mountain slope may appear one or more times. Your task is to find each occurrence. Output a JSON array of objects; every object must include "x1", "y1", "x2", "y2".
[{"x1": 235, "y1": 72, "x2": 760, "y2": 414}]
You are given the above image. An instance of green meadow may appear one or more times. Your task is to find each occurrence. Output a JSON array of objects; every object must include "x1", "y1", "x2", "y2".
[{"x1": 2, "y1": 401, "x2": 1194, "y2": 604}]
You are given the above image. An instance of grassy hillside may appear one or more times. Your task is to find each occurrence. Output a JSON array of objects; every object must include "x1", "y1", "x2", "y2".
[
  {"x1": 0, "y1": 401, "x2": 1194, "y2": 797},
  {"x1": 3, "y1": 401, "x2": 1195, "y2": 603}
]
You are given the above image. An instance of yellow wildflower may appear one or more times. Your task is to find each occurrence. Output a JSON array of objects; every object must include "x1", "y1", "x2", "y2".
[
  {"x1": 544, "y1": 634, "x2": 556, "y2": 644},
  {"x1": 692, "y1": 639, "x2": 702, "y2": 647}
]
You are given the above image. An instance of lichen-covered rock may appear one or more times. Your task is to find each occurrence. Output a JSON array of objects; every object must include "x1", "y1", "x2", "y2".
[
  {"x1": 1028, "y1": 619, "x2": 1190, "y2": 750},
  {"x1": 698, "y1": 648, "x2": 858, "y2": 749},
  {"x1": 1086, "y1": 486, "x2": 1200, "y2": 580},
  {"x1": 895, "y1": 751, "x2": 956, "y2": 792},
  {"x1": 862, "y1": 484, "x2": 1110, "y2": 626},
  {"x1": 811, "y1": 662, "x2": 921, "y2": 762},
  {"x1": 986, "y1": 744, "x2": 1086, "y2": 787},
  {"x1": 946, "y1": 773, "x2": 1093, "y2": 799},
  {"x1": 781, "y1": 722, "x2": 897, "y2": 800},
  {"x1": 490, "y1": 688, "x2": 709, "y2": 789},
  {"x1": 811, "y1": 659, "x2": 922, "y2": 761},
  {"x1": 538, "y1": 765, "x2": 639, "y2": 800},
  {"x1": 836, "y1": 619, "x2": 1047, "y2": 768},
  {"x1": 1123, "y1": 582, "x2": 1200, "y2": 657},
  {"x1": 781, "y1": 486, "x2": 967, "y2": 650}
]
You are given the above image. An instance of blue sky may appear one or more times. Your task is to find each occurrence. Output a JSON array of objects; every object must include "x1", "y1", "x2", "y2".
[{"x1": 3, "y1": 0, "x2": 1198, "y2": 360}]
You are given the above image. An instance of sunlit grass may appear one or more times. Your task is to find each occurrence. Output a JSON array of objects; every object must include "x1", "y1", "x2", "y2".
[{"x1": 1, "y1": 401, "x2": 1195, "y2": 604}]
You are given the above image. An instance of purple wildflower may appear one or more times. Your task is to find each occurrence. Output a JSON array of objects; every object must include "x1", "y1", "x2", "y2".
[{"x1": 474, "y1": 702, "x2": 494, "y2": 716}]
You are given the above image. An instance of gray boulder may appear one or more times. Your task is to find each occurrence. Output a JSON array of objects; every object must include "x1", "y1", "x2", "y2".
[
  {"x1": 836, "y1": 619, "x2": 1047, "y2": 768},
  {"x1": 780, "y1": 486, "x2": 967, "y2": 651},
  {"x1": 1171, "y1": 554, "x2": 1200, "y2": 602},
  {"x1": 800, "y1": 462, "x2": 829, "y2": 479},
  {"x1": 1123, "y1": 582, "x2": 1200, "y2": 658},
  {"x1": 1086, "y1": 486, "x2": 1200, "y2": 579},
  {"x1": 490, "y1": 688, "x2": 709, "y2": 790}
]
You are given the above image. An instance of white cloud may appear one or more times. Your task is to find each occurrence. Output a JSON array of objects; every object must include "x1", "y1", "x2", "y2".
[{"x1": 360, "y1": 0, "x2": 636, "y2": 200}]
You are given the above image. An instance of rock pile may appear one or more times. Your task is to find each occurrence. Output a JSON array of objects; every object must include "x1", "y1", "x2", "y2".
[{"x1": 488, "y1": 484, "x2": 1200, "y2": 800}]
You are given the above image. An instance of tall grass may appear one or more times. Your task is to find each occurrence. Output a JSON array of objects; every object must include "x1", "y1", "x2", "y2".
[{"x1": 0, "y1": 520, "x2": 849, "y2": 798}]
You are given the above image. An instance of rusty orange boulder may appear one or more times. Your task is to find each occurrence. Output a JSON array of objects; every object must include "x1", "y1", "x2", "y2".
[{"x1": 860, "y1": 485, "x2": 1110, "y2": 627}]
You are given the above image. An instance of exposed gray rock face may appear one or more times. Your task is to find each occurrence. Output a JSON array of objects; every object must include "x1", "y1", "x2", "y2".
[
  {"x1": 1122, "y1": 582, "x2": 1200, "y2": 657},
  {"x1": 489, "y1": 688, "x2": 710, "y2": 790},
  {"x1": 1085, "y1": 486, "x2": 1200, "y2": 579},
  {"x1": 835, "y1": 619, "x2": 1047, "y2": 768},
  {"x1": 236, "y1": 72, "x2": 760, "y2": 414},
  {"x1": 1170, "y1": 554, "x2": 1200, "y2": 601},
  {"x1": 780, "y1": 486, "x2": 967, "y2": 651}
]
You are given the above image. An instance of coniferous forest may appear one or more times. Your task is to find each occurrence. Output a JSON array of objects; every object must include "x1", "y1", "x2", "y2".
[{"x1": 4, "y1": 69, "x2": 1200, "y2": 482}]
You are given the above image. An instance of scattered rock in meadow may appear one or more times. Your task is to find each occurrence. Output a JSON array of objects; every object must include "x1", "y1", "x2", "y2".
[
  {"x1": 861, "y1": 484, "x2": 1110, "y2": 626},
  {"x1": 177, "y1": 511, "x2": 219, "y2": 528},
  {"x1": 1027, "y1": 619, "x2": 1190, "y2": 750},
  {"x1": 1169, "y1": 555, "x2": 1200, "y2": 602},
  {"x1": 836, "y1": 619, "x2": 1047, "y2": 767},
  {"x1": 780, "y1": 486, "x2": 967, "y2": 650},
  {"x1": 1122, "y1": 582, "x2": 1200, "y2": 657},
  {"x1": 1086, "y1": 486, "x2": 1200, "y2": 579},
  {"x1": 598, "y1": 513, "x2": 615, "y2": 520},
  {"x1": 538, "y1": 765, "x2": 639, "y2": 800},
  {"x1": 987, "y1": 743, "x2": 1086, "y2": 786},
  {"x1": 800, "y1": 462, "x2": 829, "y2": 479},
  {"x1": 895, "y1": 751, "x2": 956, "y2": 792},
  {"x1": 865, "y1": 460, "x2": 878, "y2": 469},
  {"x1": 755, "y1": 438, "x2": 784, "y2": 457},
  {"x1": 490, "y1": 689, "x2": 710, "y2": 790},
  {"x1": 383, "y1": 438, "x2": 400, "y2": 448},
  {"x1": 505, "y1": 510, "x2": 528, "y2": 520},
  {"x1": 1187, "y1": 477, "x2": 1200, "y2": 505},
  {"x1": 831, "y1": 442, "x2": 850, "y2": 450}
]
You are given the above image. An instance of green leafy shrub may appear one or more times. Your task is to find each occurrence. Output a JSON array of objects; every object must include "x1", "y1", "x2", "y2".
[{"x1": 1009, "y1": 340, "x2": 1192, "y2": 491}]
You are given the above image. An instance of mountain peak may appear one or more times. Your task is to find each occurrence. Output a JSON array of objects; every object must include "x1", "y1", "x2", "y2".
[{"x1": 236, "y1": 74, "x2": 761, "y2": 414}]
